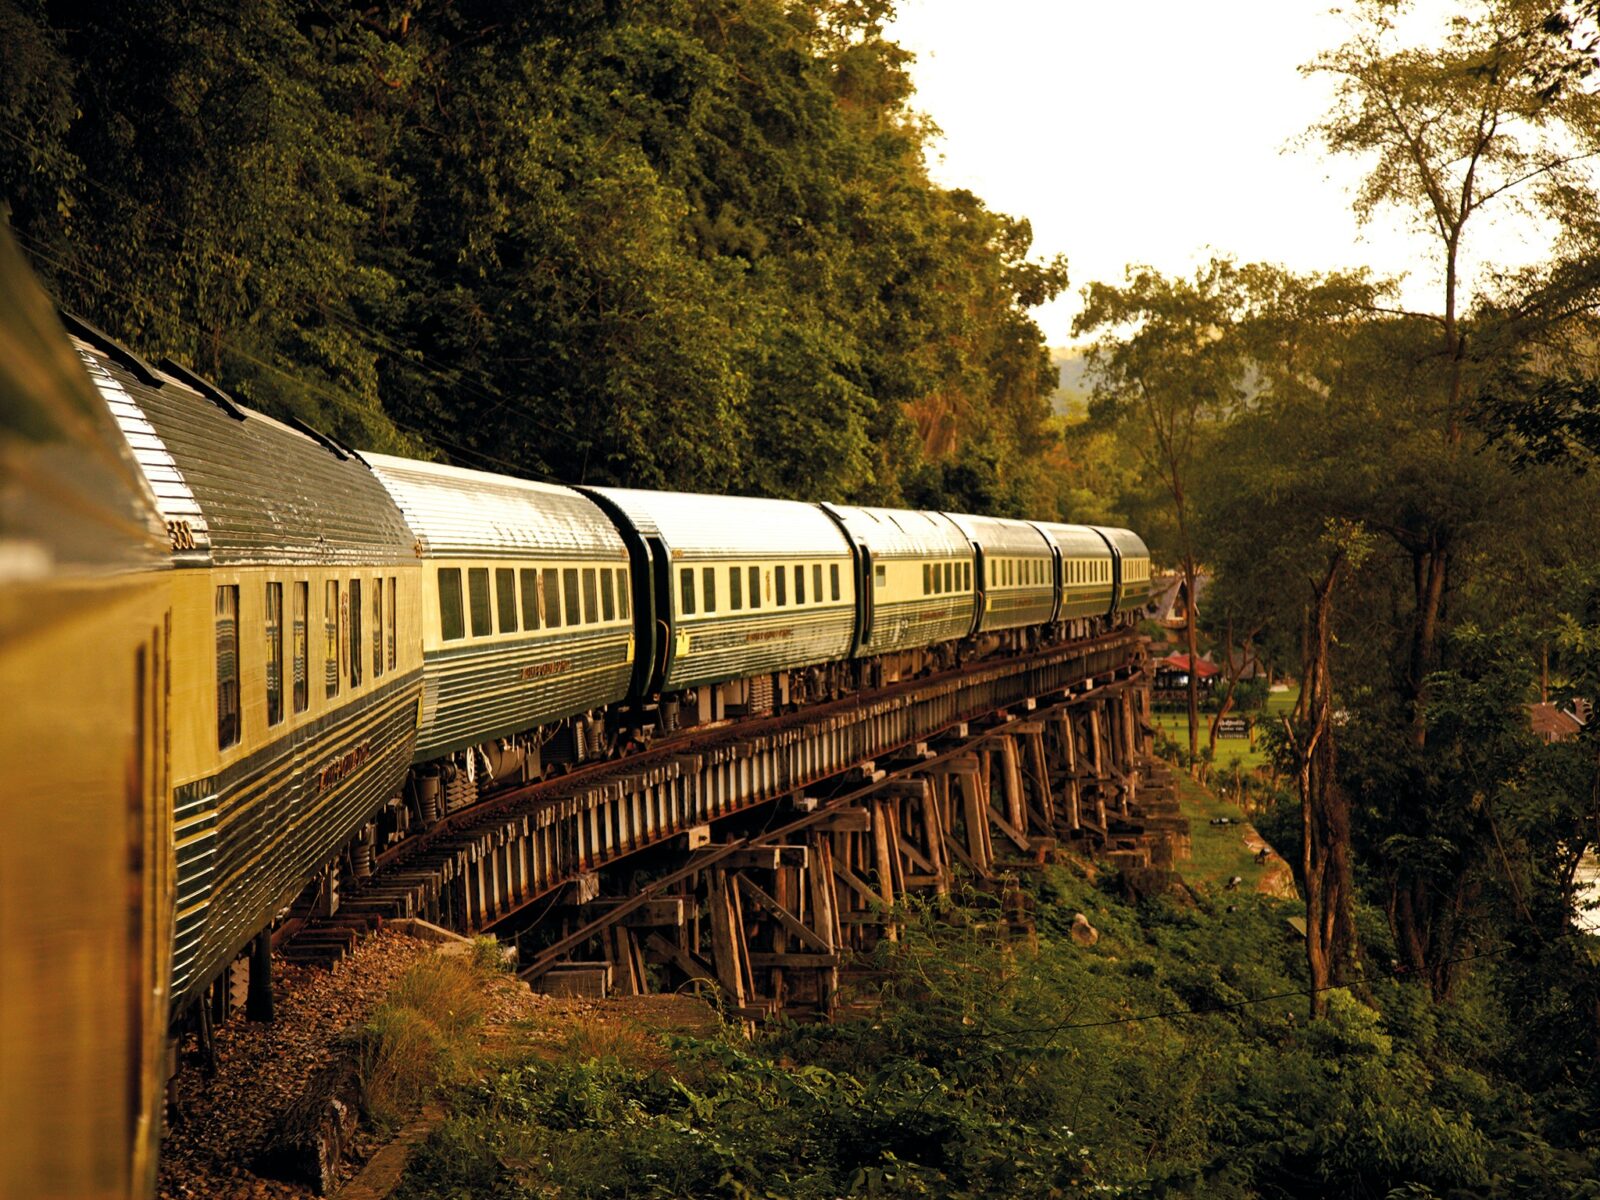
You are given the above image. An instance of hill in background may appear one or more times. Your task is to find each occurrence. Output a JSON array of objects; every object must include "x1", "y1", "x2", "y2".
[{"x1": 1051, "y1": 347, "x2": 1091, "y2": 418}]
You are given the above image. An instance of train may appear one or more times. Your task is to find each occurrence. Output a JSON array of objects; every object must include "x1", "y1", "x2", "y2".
[{"x1": 0, "y1": 224, "x2": 1150, "y2": 1199}]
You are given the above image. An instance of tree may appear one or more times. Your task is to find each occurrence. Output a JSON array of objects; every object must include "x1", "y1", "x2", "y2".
[
  {"x1": 1074, "y1": 260, "x2": 1253, "y2": 764},
  {"x1": 1305, "y1": 0, "x2": 1600, "y2": 743},
  {"x1": 0, "y1": 0, "x2": 1069, "y2": 511}
]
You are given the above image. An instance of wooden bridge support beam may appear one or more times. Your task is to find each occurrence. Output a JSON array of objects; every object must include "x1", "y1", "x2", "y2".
[{"x1": 432, "y1": 642, "x2": 1188, "y2": 1024}]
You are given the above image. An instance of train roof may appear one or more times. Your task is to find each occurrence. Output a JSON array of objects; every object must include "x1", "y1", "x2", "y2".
[
  {"x1": 76, "y1": 333, "x2": 415, "y2": 567},
  {"x1": 820, "y1": 504, "x2": 970, "y2": 559},
  {"x1": 585, "y1": 487, "x2": 851, "y2": 560},
  {"x1": 0, "y1": 230, "x2": 166, "y2": 587},
  {"x1": 942, "y1": 512, "x2": 1053, "y2": 557},
  {"x1": 363, "y1": 453, "x2": 626, "y2": 561},
  {"x1": 1094, "y1": 526, "x2": 1151, "y2": 559},
  {"x1": 1029, "y1": 521, "x2": 1114, "y2": 558}
]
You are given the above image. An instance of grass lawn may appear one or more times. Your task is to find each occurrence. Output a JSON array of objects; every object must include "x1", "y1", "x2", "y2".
[
  {"x1": 1172, "y1": 769, "x2": 1276, "y2": 893},
  {"x1": 1151, "y1": 686, "x2": 1299, "y2": 775},
  {"x1": 1150, "y1": 688, "x2": 1300, "y2": 895}
]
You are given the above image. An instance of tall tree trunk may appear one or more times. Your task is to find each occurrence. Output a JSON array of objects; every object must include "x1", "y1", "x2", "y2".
[
  {"x1": 1294, "y1": 553, "x2": 1360, "y2": 1017},
  {"x1": 1408, "y1": 540, "x2": 1448, "y2": 749},
  {"x1": 1183, "y1": 555, "x2": 1201, "y2": 771}
]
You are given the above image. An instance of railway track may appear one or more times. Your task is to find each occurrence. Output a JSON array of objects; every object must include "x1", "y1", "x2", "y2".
[{"x1": 286, "y1": 630, "x2": 1152, "y2": 989}]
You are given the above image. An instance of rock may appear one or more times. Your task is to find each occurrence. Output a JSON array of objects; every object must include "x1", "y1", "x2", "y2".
[{"x1": 1070, "y1": 912, "x2": 1100, "y2": 947}]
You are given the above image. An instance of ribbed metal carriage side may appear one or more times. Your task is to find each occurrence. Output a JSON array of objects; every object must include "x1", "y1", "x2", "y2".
[
  {"x1": 363, "y1": 455, "x2": 634, "y2": 759},
  {"x1": 1095, "y1": 525, "x2": 1154, "y2": 613},
  {"x1": 0, "y1": 242, "x2": 173, "y2": 1199},
  {"x1": 587, "y1": 487, "x2": 857, "y2": 691},
  {"x1": 1031, "y1": 520, "x2": 1117, "y2": 620},
  {"x1": 823, "y1": 504, "x2": 978, "y2": 654},
  {"x1": 85, "y1": 346, "x2": 421, "y2": 1013},
  {"x1": 943, "y1": 511, "x2": 1056, "y2": 633}
]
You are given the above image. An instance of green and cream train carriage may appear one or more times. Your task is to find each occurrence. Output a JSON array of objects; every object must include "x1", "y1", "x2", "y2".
[
  {"x1": 585, "y1": 487, "x2": 858, "y2": 719},
  {"x1": 362, "y1": 455, "x2": 635, "y2": 782},
  {"x1": 79, "y1": 333, "x2": 423, "y2": 1013},
  {"x1": 944, "y1": 511, "x2": 1057, "y2": 642},
  {"x1": 1031, "y1": 521, "x2": 1117, "y2": 636},
  {"x1": 1096, "y1": 525, "x2": 1154, "y2": 618},
  {"x1": 819, "y1": 503, "x2": 976, "y2": 680}
]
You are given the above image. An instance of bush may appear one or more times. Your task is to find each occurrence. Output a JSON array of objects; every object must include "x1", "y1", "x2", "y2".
[
  {"x1": 398, "y1": 871, "x2": 1600, "y2": 1198},
  {"x1": 358, "y1": 954, "x2": 490, "y2": 1127}
]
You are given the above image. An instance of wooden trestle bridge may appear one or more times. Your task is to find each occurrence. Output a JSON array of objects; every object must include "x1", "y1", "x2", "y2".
[{"x1": 297, "y1": 630, "x2": 1185, "y2": 1022}]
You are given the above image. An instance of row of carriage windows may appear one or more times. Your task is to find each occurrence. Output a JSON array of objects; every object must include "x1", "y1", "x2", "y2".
[
  {"x1": 217, "y1": 576, "x2": 398, "y2": 751},
  {"x1": 436, "y1": 565, "x2": 630, "y2": 642},
  {"x1": 680, "y1": 562, "x2": 842, "y2": 617},
  {"x1": 1066, "y1": 559, "x2": 1111, "y2": 585},
  {"x1": 989, "y1": 557, "x2": 1050, "y2": 588},
  {"x1": 921, "y1": 560, "x2": 971, "y2": 596},
  {"x1": 973, "y1": 557, "x2": 1114, "y2": 589}
]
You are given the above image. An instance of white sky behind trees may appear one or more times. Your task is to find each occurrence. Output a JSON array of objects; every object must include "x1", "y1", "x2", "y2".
[{"x1": 885, "y1": 0, "x2": 1559, "y2": 346}]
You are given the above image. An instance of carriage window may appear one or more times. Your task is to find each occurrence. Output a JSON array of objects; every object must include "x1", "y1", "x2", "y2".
[
  {"x1": 618, "y1": 569, "x2": 631, "y2": 619},
  {"x1": 729, "y1": 565, "x2": 743, "y2": 610},
  {"x1": 701, "y1": 566, "x2": 716, "y2": 614},
  {"x1": 373, "y1": 578, "x2": 384, "y2": 676},
  {"x1": 680, "y1": 566, "x2": 696, "y2": 615},
  {"x1": 601, "y1": 570, "x2": 616, "y2": 621},
  {"x1": 748, "y1": 566, "x2": 760, "y2": 610},
  {"x1": 794, "y1": 564, "x2": 805, "y2": 604},
  {"x1": 924, "y1": 563, "x2": 932, "y2": 595},
  {"x1": 542, "y1": 568, "x2": 561, "y2": 628},
  {"x1": 962, "y1": 562, "x2": 971, "y2": 590},
  {"x1": 265, "y1": 582, "x2": 284, "y2": 726},
  {"x1": 813, "y1": 563, "x2": 823, "y2": 604},
  {"x1": 326, "y1": 581, "x2": 342, "y2": 694},
  {"x1": 563, "y1": 568, "x2": 581, "y2": 626},
  {"x1": 934, "y1": 562, "x2": 944, "y2": 593},
  {"x1": 349, "y1": 579, "x2": 364, "y2": 686},
  {"x1": 438, "y1": 569, "x2": 465, "y2": 641},
  {"x1": 216, "y1": 585, "x2": 241, "y2": 748},
  {"x1": 831, "y1": 562, "x2": 841, "y2": 601},
  {"x1": 775, "y1": 565, "x2": 787, "y2": 606},
  {"x1": 467, "y1": 569, "x2": 491, "y2": 638},
  {"x1": 496, "y1": 568, "x2": 518, "y2": 633},
  {"x1": 293, "y1": 582, "x2": 309, "y2": 714},
  {"x1": 944, "y1": 562, "x2": 954, "y2": 593},
  {"x1": 583, "y1": 568, "x2": 599, "y2": 623},
  {"x1": 387, "y1": 576, "x2": 397, "y2": 671},
  {"x1": 875, "y1": 564, "x2": 886, "y2": 589},
  {"x1": 520, "y1": 569, "x2": 541, "y2": 630}
]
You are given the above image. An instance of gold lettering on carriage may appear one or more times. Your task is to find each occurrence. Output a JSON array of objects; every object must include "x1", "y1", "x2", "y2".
[
  {"x1": 745, "y1": 627, "x2": 794, "y2": 643},
  {"x1": 318, "y1": 741, "x2": 373, "y2": 792},
  {"x1": 520, "y1": 659, "x2": 572, "y2": 680}
]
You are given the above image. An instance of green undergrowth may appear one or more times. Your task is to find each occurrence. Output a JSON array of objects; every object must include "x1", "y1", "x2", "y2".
[{"x1": 395, "y1": 875, "x2": 1600, "y2": 1199}]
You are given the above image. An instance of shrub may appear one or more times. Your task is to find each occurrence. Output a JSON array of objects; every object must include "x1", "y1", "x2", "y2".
[{"x1": 358, "y1": 954, "x2": 490, "y2": 1126}]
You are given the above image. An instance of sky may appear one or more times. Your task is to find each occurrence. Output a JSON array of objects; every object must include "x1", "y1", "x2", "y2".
[{"x1": 883, "y1": 0, "x2": 1554, "y2": 347}]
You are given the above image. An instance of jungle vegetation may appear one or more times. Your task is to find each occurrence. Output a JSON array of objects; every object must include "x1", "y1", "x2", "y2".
[{"x1": 0, "y1": 0, "x2": 1067, "y2": 512}]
